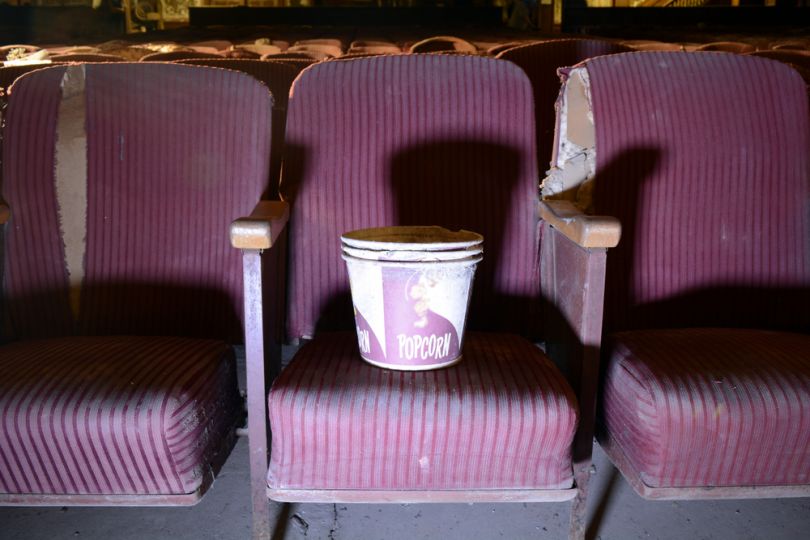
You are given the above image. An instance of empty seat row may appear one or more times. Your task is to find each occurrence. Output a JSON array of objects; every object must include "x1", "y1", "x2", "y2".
[{"x1": 0, "y1": 50, "x2": 807, "y2": 540}]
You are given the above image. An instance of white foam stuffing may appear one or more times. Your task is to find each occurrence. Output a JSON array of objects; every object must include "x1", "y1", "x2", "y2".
[{"x1": 542, "y1": 66, "x2": 597, "y2": 211}]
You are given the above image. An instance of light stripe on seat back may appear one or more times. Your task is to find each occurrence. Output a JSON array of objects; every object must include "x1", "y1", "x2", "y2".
[
  {"x1": 282, "y1": 55, "x2": 540, "y2": 340},
  {"x1": 3, "y1": 64, "x2": 274, "y2": 341},
  {"x1": 583, "y1": 52, "x2": 810, "y2": 332}
]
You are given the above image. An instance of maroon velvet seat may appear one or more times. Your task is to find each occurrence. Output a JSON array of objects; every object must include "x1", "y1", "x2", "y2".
[
  {"x1": 1, "y1": 65, "x2": 56, "y2": 98},
  {"x1": 269, "y1": 333, "x2": 578, "y2": 493},
  {"x1": 235, "y1": 54, "x2": 620, "y2": 540},
  {"x1": 174, "y1": 58, "x2": 298, "y2": 197},
  {"x1": 553, "y1": 52, "x2": 810, "y2": 498},
  {"x1": 0, "y1": 63, "x2": 275, "y2": 504},
  {"x1": 0, "y1": 336, "x2": 239, "y2": 499},
  {"x1": 747, "y1": 50, "x2": 810, "y2": 87},
  {"x1": 496, "y1": 39, "x2": 632, "y2": 181},
  {"x1": 602, "y1": 329, "x2": 810, "y2": 492},
  {"x1": 1, "y1": 65, "x2": 56, "y2": 228}
]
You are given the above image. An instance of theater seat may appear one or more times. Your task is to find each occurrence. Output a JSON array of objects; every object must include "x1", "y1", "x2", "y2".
[
  {"x1": 0, "y1": 337, "x2": 239, "y2": 500},
  {"x1": 602, "y1": 329, "x2": 810, "y2": 492},
  {"x1": 0, "y1": 63, "x2": 276, "y2": 505},
  {"x1": 232, "y1": 54, "x2": 620, "y2": 540},
  {"x1": 268, "y1": 332, "x2": 578, "y2": 493},
  {"x1": 551, "y1": 51, "x2": 810, "y2": 499}
]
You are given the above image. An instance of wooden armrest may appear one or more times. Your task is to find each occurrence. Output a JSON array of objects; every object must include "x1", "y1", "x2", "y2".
[
  {"x1": 0, "y1": 202, "x2": 10, "y2": 225},
  {"x1": 538, "y1": 200, "x2": 620, "y2": 249},
  {"x1": 230, "y1": 200, "x2": 289, "y2": 250}
]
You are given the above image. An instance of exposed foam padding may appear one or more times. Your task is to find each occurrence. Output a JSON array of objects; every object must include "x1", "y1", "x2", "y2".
[{"x1": 542, "y1": 67, "x2": 596, "y2": 211}]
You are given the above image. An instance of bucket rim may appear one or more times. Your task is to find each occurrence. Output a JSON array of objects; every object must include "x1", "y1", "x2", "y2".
[
  {"x1": 341, "y1": 244, "x2": 482, "y2": 262},
  {"x1": 341, "y1": 251, "x2": 483, "y2": 267},
  {"x1": 341, "y1": 226, "x2": 483, "y2": 251}
]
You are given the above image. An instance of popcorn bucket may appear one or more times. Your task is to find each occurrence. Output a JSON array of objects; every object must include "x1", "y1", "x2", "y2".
[{"x1": 341, "y1": 226, "x2": 482, "y2": 370}]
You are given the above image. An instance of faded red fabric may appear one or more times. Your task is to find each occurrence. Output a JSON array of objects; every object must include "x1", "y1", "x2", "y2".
[
  {"x1": 282, "y1": 55, "x2": 541, "y2": 340},
  {"x1": 3, "y1": 63, "x2": 273, "y2": 341},
  {"x1": 175, "y1": 58, "x2": 298, "y2": 196},
  {"x1": 0, "y1": 336, "x2": 240, "y2": 495},
  {"x1": 584, "y1": 52, "x2": 810, "y2": 333},
  {"x1": 601, "y1": 328, "x2": 810, "y2": 488},
  {"x1": 268, "y1": 332, "x2": 577, "y2": 490},
  {"x1": 579, "y1": 52, "x2": 810, "y2": 489},
  {"x1": 497, "y1": 39, "x2": 632, "y2": 174},
  {"x1": 1, "y1": 65, "x2": 52, "y2": 96},
  {"x1": 0, "y1": 63, "x2": 269, "y2": 498},
  {"x1": 2, "y1": 66, "x2": 71, "y2": 338}
]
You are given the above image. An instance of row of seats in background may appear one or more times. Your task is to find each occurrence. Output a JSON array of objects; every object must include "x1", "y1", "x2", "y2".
[
  {"x1": 0, "y1": 43, "x2": 807, "y2": 540},
  {"x1": 2, "y1": 33, "x2": 810, "y2": 63}
]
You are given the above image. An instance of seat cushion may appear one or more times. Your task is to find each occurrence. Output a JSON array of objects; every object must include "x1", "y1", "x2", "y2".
[
  {"x1": 601, "y1": 328, "x2": 810, "y2": 488},
  {"x1": 0, "y1": 336, "x2": 241, "y2": 496},
  {"x1": 268, "y1": 332, "x2": 577, "y2": 491}
]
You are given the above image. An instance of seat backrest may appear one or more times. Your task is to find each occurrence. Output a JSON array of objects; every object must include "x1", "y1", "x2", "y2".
[
  {"x1": 408, "y1": 36, "x2": 478, "y2": 54},
  {"x1": 50, "y1": 53, "x2": 126, "y2": 62},
  {"x1": 748, "y1": 51, "x2": 810, "y2": 88},
  {"x1": 281, "y1": 55, "x2": 540, "y2": 340},
  {"x1": 175, "y1": 58, "x2": 298, "y2": 197},
  {"x1": 497, "y1": 39, "x2": 632, "y2": 175},
  {"x1": 174, "y1": 59, "x2": 296, "y2": 108},
  {"x1": 2, "y1": 63, "x2": 273, "y2": 341},
  {"x1": 578, "y1": 52, "x2": 810, "y2": 332},
  {"x1": 1, "y1": 65, "x2": 53, "y2": 97},
  {"x1": 139, "y1": 51, "x2": 221, "y2": 62}
]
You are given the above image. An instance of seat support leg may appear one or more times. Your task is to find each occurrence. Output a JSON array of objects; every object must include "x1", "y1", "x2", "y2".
[{"x1": 569, "y1": 467, "x2": 590, "y2": 540}]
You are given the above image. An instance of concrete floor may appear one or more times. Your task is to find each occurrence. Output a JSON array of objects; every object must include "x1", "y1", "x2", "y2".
[
  {"x1": 2, "y1": 437, "x2": 809, "y2": 539},
  {"x1": 2, "y1": 348, "x2": 809, "y2": 540},
  {"x1": 0, "y1": 439, "x2": 810, "y2": 540}
]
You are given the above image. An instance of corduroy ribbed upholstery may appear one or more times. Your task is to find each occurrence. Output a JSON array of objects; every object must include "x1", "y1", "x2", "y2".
[
  {"x1": 175, "y1": 58, "x2": 298, "y2": 196},
  {"x1": 269, "y1": 332, "x2": 578, "y2": 491},
  {"x1": 3, "y1": 63, "x2": 273, "y2": 342},
  {"x1": 0, "y1": 63, "x2": 273, "y2": 500},
  {"x1": 602, "y1": 329, "x2": 810, "y2": 488},
  {"x1": 1, "y1": 65, "x2": 51, "y2": 97},
  {"x1": 0, "y1": 336, "x2": 240, "y2": 495},
  {"x1": 747, "y1": 50, "x2": 810, "y2": 87},
  {"x1": 497, "y1": 39, "x2": 631, "y2": 174},
  {"x1": 584, "y1": 52, "x2": 810, "y2": 334},
  {"x1": 268, "y1": 55, "x2": 581, "y2": 498},
  {"x1": 281, "y1": 55, "x2": 540, "y2": 340},
  {"x1": 174, "y1": 58, "x2": 296, "y2": 111},
  {"x1": 575, "y1": 53, "x2": 810, "y2": 490}
]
